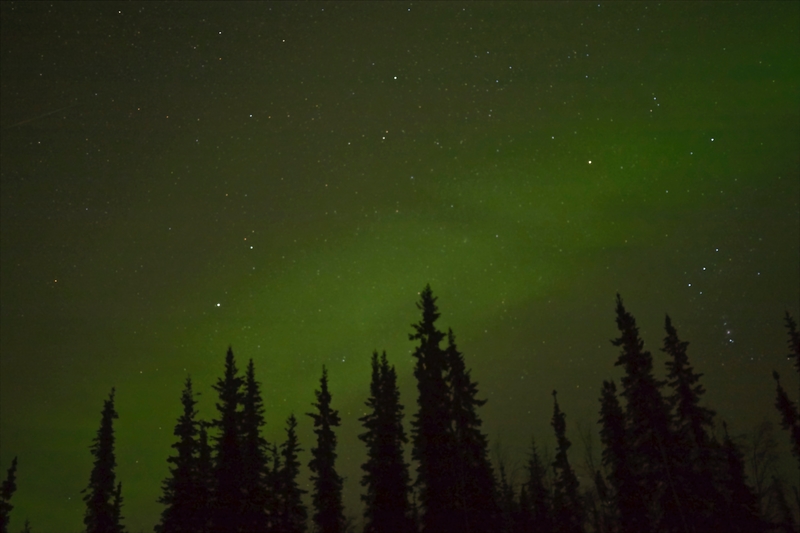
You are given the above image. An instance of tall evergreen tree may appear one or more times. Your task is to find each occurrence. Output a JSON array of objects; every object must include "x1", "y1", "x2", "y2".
[
  {"x1": 112, "y1": 482, "x2": 126, "y2": 533},
  {"x1": 662, "y1": 315, "x2": 721, "y2": 531},
  {"x1": 496, "y1": 461, "x2": 516, "y2": 533},
  {"x1": 597, "y1": 380, "x2": 633, "y2": 533},
  {"x1": 524, "y1": 438, "x2": 551, "y2": 533},
  {"x1": 240, "y1": 359, "x2": 270, "y2": 532},
  {"x1": 359, "y1": 351, "x2": 412, "y2": 533},
  {"x1": 445, "y1": 330, "x2": 499, "y2": 532},
  {"x1": 307, "y1": 366, "x2": 345, "y2": 533},
  {"x1": 276, "y1": 414, "x2": 307, "y2": 533},
  {"x1": 550, "y1": 391, "x2": 583, "y2": 533},
  {"x1": 196, "y1": 421, "x2": 213, "y2": 529},
  {"x1": 156, "y1": 377, "x2": 207, "y2": 533},
  {"x1": 772, "y1": 312, "x2": 800, "y2": 474},
  {"x1": 663, "y1": 316, "x2": 715, "y2": 450},
  {"x1": 211, "y1": 347, "x2": 245, "y2": 533},
  {"x1": 409, "y1": 285, "x2": 456, "y2": 532},
  {"x1": 83, "y1": 388, "x2": 124, "y2": 533},
  {"x1": 0, "y1": 456, "x2": 17, "y2": 533},
  {"x1": 720, "y1": 422, "x2": 763, "y2": 532},
  {"x1": 611, "y1": 295, "x2": 679, "y2": 531}
]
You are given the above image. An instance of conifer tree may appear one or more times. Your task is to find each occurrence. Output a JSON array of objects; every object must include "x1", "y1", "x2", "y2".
[
  {"x1": 496, "y1": 462, "x2": 516, "y2": 533},
  {"x1": 307, "y1": 366, "x2": 345, "y2": 533},
  {"x1": 524, "y1": 438, "x2": 552, "y2": 533},
  {"x1": 597, "y1": 380, "x2": 633, "y2": 533},
  {"x1": 156, "y1": 377, "x2": 207, "y2": 533},
  {"x1": 0, "y1": 456, "x2": 17, "y2": 533},
  {"x1": 359, "y1": 351, "x2": 412, "y2": 533},
  {"x1": 720, "y1": 422, "x2": 763, "y2": 532},
  {"x1": 663, "y1": 316, "x2": 715, "y2": 450},
  {"x1": 18, "y1": 518, "x2": 30, "y2": 533},
  {"x1": 662, "y1": 316, "x2": 721, "y2": 531},
  {"x1": 445, "y1": 330, "x2": 498, "y2": 532},
  {"x1": 517, "y1": 483, "x2": 532, "y2": 533},
  {"x1": 611, "y1": 295, "x2": 677, "y2": 531},
  {"x1": 277, "y1": 414, "x2": 307, "y2": 533},
  {"x1": 266, "y1": 443, "x2": 281, "y2": 531},
  {"x1": 409, "y1": 285, "x2": 455, "y2": 532},
  {"x1": 772, "y1": 312, "x2": 800, "y2": 473},
  {"x1": 196, "y1": 421, "x2": 213, "y2": 528},
  {"x1": 240, "y1": 359, "x2": 269, "y2": 532},
  {"x1": 550, "y1": 391, "x2": 583, "y2": 533},
  {"x1": 112, "y1": 482, "x2": 126, "y2": 533},
  {"x1": 83, "y1": 388, "x2": 124, "y2": 533},
  {"x1": 211, "y1": 347, "x2": 245, "y2": 532}
]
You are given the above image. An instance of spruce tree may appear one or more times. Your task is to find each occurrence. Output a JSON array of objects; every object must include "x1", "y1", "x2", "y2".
[
  {"x1": 196, "y1": 421, "x2": 213, "y2": 529},
  {"x1": 359, "y1": 351, "x2": 412, "y2": 533},
  {"x1": 156, "y1": 376, "x2": 206, "y2": 533},
  {"x1": 517, "y1": 483, "x2": 532, "y2": 533},
  {"x1": 445, "y1": 330, "x2": 498, "y2": 532},
  {"x1": 307, "y1": 366, "x2": 345, "y2": 533},
  {"x1": 773, "y1": 312, "x2": 800, "y2": 474},
  {"x1": 0, "y1": 456, "x2": 17, "y2": 533},
  {"x1": 409, "y1": 285, "x2": 455, "y2": 532},
  {"x1": 597, "y1": 380, "x2": 633, "y2": 533},
  {"x1": 524, "y1": 438, "x2": 551, "y2": 533},
  {"x1": 611, "y1": 295, "x2": 678, "y2": 531},
  {"x1": 210, "y1": 347, "x2": 245, "y2": 532},
  {"x1": 496, "y1": 462, "x2": 516, "y2": 533},
  {"x1": 663, "y1": 316, "x2": 715, "y2": 449},
  {"x1": 277, "y1": 414, "x2": 307, "y2": 533},
  {"x1": 240, "y1": 359, "x2": 269, "y2": 532},
  {"x1": 266, "y1": 443, "x2": 281, "y2": 532},
  {"x1": 720, "y1": 422, "x2": 762, "y2": 532},
  {"x1": 550, "y1": 391, "x2": 583, "y2": 533},
  {"x1": 83, "y1": 388, "x2": 124, "y2": 533},
  {"x1": 662, "y1": 315, "x2": 721, "y2": 531},
  {"x1": 112, "y1": 483, "x2": 126, "y2": 533}
]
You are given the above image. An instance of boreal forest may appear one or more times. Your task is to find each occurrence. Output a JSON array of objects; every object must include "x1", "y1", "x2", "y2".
[{"x1": 1, "y1": 286, "x2": 799, "y2": 533}]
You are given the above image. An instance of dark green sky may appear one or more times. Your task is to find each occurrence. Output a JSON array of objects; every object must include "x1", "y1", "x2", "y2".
[{"x1": 1, "y1": 2, "x2": 798, "y2": 531}]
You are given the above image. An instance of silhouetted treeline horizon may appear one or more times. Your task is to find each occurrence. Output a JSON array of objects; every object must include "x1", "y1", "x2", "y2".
[{"x1": 2, "y1": 286, "x2": 799, "y2": 533}]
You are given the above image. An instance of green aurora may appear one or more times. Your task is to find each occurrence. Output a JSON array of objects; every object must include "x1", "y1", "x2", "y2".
[{"x1": 1, "y1": 2, "x2": 798, "y2": 530}]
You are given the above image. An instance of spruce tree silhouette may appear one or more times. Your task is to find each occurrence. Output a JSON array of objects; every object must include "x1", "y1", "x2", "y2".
[
  {"x1": 196, "y1": 421, "x2": 213, "y2": 528},
  {"x1": 0, "y1": 456, "x2": 17, "y2": 533},
  {"x1": 240, "y1": 359, "x2": 270, "y2": 532},
  {"x1": 112, "y1": 482, "x2": 126, "y2": 533},
  {"x1": 307, "y1": 366, "x2": 345, "y2": 533},
  {"x1": 266, "y1": 443, "x2": 281, "y2": 531},
  {"x1": 445, "y1": 330, "x2": 498, "y2": 532},
  {"x1": 359, "y1": 351, "x2": 412, "y2": 533},
  {"x1": 523, "y1": 437, "x2": 551, "y2": 533},
  {"x1": 611, "y1": 294, "x2": 678, "y2": 531},
  {"x1": 597, "y1": 380, "x2": 631, "y2": 533},
  {"x1": 721, "y1": 422, "x2": 763, "y2": 532},
  {"x1": 82, "y1": 388, "x2": 125, "y2": 533},
  {"x1": 211, "y1": 347, "x2": 245, "y2": 532},
  {"x1": 409, "y1": 285, "x2": 456, "y2": 532},
  {"x1": 772, "y1": 312, "x2": 800, "y2": 474},
  {"x1": 550, "y1": 391, "x2": 583, "y2": 533},
  {"x1": 276, "y1": 414, "x2": 307, "y2": 533},
  {"x1": 662, "y1": 315, "x2": 721, "y2": 531},
  {"x1": 156, "y1": 376, "x2": 208, "y2": 533}
]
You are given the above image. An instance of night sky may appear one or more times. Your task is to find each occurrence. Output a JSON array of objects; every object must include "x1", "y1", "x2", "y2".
[{"x1": 1, "y1": 2, "x2": 798, "y2": 531}]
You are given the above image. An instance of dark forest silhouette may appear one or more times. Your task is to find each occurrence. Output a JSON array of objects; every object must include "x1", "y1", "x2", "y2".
[{"x1": 1, "y1": 287, "x2": 799, "y2": 533}]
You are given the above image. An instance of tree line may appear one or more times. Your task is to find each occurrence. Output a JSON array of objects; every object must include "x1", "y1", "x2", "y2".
[{"x1": 1, "y1": 286, "x2": 799, "y2": 533}]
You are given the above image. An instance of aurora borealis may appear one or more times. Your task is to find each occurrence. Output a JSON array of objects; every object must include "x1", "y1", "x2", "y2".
[{"x1": 1, "y1": 1, "x2": 798, "y2": 531}]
